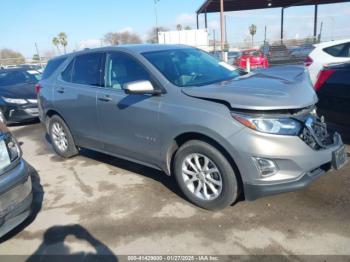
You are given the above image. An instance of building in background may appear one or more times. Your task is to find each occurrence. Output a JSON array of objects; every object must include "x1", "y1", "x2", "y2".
[{"x1": 158, "y1": 29, "x2": 210, "y2": 51}]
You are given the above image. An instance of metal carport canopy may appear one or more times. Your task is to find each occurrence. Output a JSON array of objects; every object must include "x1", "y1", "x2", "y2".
[
  {"x1": 196, "y1": 0, "x2": 349, "y2": 59},
  {"x1": 197, "y1": 0, "x2": 348, "y2": 13}
]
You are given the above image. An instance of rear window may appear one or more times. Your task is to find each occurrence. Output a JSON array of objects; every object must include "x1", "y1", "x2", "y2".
[
  {"x1": 42, "y1": 57, "x2": 66, "y2": 79},
  {"x1": 242, "y1": 51, "x2": 261, "y2": 57},
  {"x1": 323, "y1": 43, "x2": 350, "y2": 57},
  {"x1": 0, "y1": 70, "x2": 40, "y2": 86}
]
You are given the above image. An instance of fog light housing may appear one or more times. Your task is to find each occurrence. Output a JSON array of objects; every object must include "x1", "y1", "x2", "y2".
[{"x1": 253, "y1": 157, "x2": 278, "y2": 177}]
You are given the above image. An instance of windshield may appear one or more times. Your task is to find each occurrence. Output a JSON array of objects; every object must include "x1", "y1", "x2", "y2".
[{"x1": 143, "y1": 48, "x2": 240, "y2": 87}]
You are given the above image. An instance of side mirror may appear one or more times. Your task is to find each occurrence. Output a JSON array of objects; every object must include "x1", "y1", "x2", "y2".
[{"x1": 123, "y1": 80, "x2": 161, "y2": 95}]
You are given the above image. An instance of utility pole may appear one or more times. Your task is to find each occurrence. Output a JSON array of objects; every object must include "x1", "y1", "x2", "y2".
[
  {"x1": 220, "y1": 0, "x2": 226, "y2": 61},
  {"x1": 213, "y1": 29, "x2": 216, "y2": 52},
  {"x1": 224, "y1": 15, "x2": 228, "y2": 47},
  {"x1": 318, "y1": 21, "x2": 323, "y2": 43},
  {"x1": 154, "y1": 0, "x2": 160, "y2": 43},
  {"x1": 264, "y1": 26, "x2": 267, "y2": 43},
  {"x1": 35, "y1": 43, "x2": 43, "y2": 69}
]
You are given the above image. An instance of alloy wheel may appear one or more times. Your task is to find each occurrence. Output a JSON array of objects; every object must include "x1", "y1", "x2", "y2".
[
  {"x1": 51, "y1": 122, "x2": 68, "y2": 152},
  {"x1": 181, "y1": 153, "x2": 223, "y2": 201}
]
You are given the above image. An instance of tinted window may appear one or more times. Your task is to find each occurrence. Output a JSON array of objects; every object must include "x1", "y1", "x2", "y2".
[
  {"x1": 61, "y1": 59, "x2": 74, "y2": 82},
  {"x1": 324, "y1": 43, "x2": 350, "y2": 57},
  {"x1": 42, "y1": 57, "x2": 66, "y2": 79},
  {"x1": 24, "y1": 70, "x2": 41, "y2": 82},
  {"x1": 0, "y1": 71, "x2": 27, "y2": 86},
  {"x1": 143, "y1": 48, "x2": 240, "y2": 87},
  {"x1": 72, "y1": 53, "x2": 104, "y2": 86},
  {"x1": 105, "y1": 52, "x2": 151, "y2": 90}
]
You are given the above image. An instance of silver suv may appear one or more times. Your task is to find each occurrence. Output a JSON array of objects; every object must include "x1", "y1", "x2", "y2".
[{"x1": 38, "y1": 45, "x2": 347, "y2": 210}]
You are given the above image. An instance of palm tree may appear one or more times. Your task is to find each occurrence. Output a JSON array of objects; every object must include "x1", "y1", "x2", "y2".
[
  {"x1": 52, "y1": 37, "x2": 60, "y2": 54},
  {"x1": 58, "y1": 32, "x2": 68, "y2": 54},
  {"x1": 249, "y1": 24, "x2": 257, "y2": 47}
]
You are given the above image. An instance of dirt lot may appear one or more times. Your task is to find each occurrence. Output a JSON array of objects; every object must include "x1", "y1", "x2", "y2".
[{"x1": 0, "y1": 122, "x2": 349, "y2": 259}]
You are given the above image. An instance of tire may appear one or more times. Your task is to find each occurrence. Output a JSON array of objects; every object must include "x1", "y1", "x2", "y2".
[
  {"x1": 174, "y1": 140, "x2": 239, "y2": 210},
  {"x1": 48, "y1": 115, "x2": 78, "y2": 158},
  {"x1": 0, "y1": 110, "x2": 7, "y2": 126}
]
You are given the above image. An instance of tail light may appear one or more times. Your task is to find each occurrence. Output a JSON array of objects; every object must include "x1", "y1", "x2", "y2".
[
  {"x1": 304, "y1": 56, "x2": 313, "y2": 67},
  {"x1": 314, "y1": 69, "x2": 335, "y2": 91},
  {"x1": 35, "y1": 84, "x2": 41, "y2": 94}
]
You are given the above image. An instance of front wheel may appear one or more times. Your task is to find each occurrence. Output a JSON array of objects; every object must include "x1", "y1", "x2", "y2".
[
  {"x1": 48, "y1": 115, "x2": 78, "y2": 158},
  {"x1": 174, "y1": 140, "x2": 239, "y2": 210}
]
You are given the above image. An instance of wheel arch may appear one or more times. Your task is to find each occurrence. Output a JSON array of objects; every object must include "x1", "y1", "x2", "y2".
[
  {"x1": 45, "y1": 109, "x2": 65, "y2": 131},
  {"x1": 166, "y1": 132, "x2": 244, "y2": 197}
]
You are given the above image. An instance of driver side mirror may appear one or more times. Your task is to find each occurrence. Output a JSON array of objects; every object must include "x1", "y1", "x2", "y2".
[{"x1": 123, "y1": 80, "x2": 162, "y2": 95}]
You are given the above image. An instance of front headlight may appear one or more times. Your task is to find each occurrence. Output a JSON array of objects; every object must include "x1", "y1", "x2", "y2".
[
  {"x1": 6, "y1": 135, "x2": 21, "y2": 162},
  {"x1": 2, "y1": 97, "x2": 27, "y2": 105},
  {"x1": 0, "y1": 134, "x2": 21, "y2": 171},
  {"x1": 232, "y1": 113, "x2": 302, "y2": 136},
  {"x1": 0, "y1": 140, "x2": 11, "y2": 170}
]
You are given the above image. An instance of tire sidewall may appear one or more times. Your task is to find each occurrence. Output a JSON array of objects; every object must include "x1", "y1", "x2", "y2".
[
  {"x1": 174, "y1": 140, "x2": 238, "y2": 210},
  {"x1": 48, "y1": 115, "x2": 78, "y2": 158}
]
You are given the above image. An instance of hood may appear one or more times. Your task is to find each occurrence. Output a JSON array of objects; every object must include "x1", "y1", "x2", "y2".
[
  {"x1": 0, "y1": 82, "x2": 37, "y2": 99},
  {"x1": 182, "y1": 66, "x2": 318, "y2": 111}
]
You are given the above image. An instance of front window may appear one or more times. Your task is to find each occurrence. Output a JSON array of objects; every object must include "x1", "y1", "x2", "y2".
[
  {"x1": 143, "y1": 48, "x2": 240, "y2": 87},
  {"x1": 105, "y1": 52, "x2": 151, "y2": 90}
]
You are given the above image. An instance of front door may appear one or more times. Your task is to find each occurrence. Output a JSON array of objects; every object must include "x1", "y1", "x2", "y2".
[{"x1": 97, "y1": 51, "x2": 161, "y2": 166}]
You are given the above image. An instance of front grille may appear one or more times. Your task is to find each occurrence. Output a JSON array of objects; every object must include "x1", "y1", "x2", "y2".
[{"x1": 300, "y1": 116, "x2": 334, "y2": 150}]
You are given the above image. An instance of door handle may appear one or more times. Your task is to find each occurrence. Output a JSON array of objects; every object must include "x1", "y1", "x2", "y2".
[
  {"x1": 98, "y1": 95, "x2": 112, "y2": 102},
  {"x1": 57, "y1": 87, "x2": 65, "y2": 94}
]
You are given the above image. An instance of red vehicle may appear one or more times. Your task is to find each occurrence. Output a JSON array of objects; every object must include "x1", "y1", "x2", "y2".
[{"x1": 235, "y1": 49, "x2": 269, "y2": 70}]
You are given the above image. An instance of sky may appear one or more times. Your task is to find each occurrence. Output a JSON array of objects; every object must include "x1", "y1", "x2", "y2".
[{"x1": 0, "y1": 0, "x2": 350, "y2": 58}]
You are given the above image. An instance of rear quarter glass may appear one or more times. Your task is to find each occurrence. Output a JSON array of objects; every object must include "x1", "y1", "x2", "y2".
[{"x1": 42, "y1": 57, "x2": 67, "y2": 80}]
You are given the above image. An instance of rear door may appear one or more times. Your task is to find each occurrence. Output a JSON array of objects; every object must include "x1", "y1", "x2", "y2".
[
  {"x1": 96, "y1": 51, "x2": 161, "y2": 166},
  {"x1": 54, "y1": 52, "x2": 105, "y2": 149}
]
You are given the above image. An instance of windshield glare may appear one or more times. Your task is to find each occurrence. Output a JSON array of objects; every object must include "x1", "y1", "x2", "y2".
[{"x1": 143, "y1": 48, "x2": 240, "y2": 87}]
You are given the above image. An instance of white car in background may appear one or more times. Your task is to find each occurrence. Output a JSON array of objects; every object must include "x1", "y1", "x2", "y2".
[{"x1": 306, "y1": 39, "x2": 350, "y2": 86}]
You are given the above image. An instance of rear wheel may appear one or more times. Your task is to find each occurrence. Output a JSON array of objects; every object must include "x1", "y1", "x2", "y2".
[
  {"x1": 174, "y1": 140, "x2": 239, "y2": 210},
  {"x1": 48, "y1": 115, "x2": 78, "y2": 158}
]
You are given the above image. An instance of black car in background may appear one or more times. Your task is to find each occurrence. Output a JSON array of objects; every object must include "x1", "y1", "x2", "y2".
[
  {"x1": 315, "y1": 62, "x2": 350, "y2": 126},
  {"x1": 0, "y1": 68, "x2": 41, "y2": 125}
]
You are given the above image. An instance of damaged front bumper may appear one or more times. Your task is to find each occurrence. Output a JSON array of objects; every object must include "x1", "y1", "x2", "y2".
[{"x1": 228, "y1": 114, "x2": 348, "y2": 201}]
